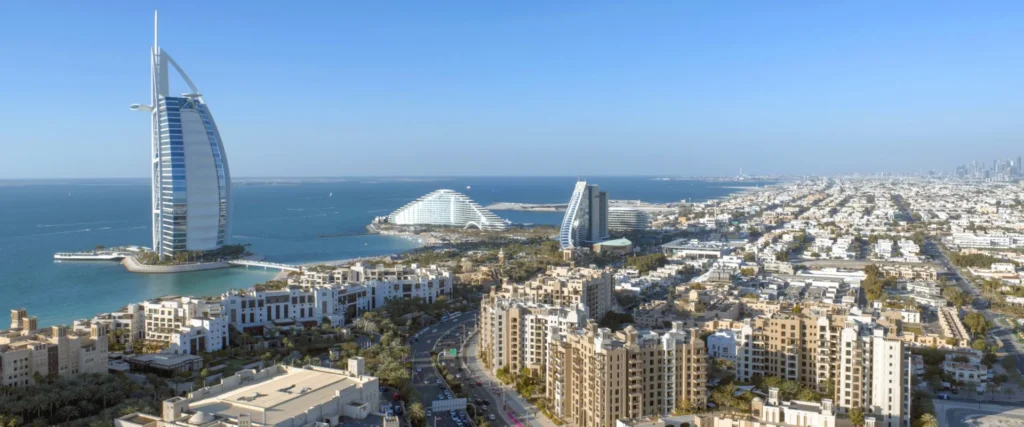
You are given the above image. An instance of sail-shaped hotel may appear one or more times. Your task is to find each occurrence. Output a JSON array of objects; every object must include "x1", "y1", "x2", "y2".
[{"x1": 132, "y1": 12, "x2": 231, "y2": 258}]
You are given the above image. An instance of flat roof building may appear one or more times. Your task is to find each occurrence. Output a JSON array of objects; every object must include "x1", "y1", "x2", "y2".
[{"x1": 117, "y1": 359, "x2": 379, "y2": 427}]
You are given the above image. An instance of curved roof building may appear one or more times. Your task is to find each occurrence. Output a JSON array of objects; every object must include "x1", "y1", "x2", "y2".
[
  {"x1": 133, "y1": 12, "x2": 231, "y2": 258},
  {"x1": 388, "y1": 189, "x2": 508, "y2": 230},
  {"x1": 558, "y1": 181, "x2": 609, "y2": 249}
]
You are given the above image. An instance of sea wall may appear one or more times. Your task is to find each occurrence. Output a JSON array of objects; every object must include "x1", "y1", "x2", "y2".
[{"x1": 122, "y1": 256, "x2": 232, "y2": 274}]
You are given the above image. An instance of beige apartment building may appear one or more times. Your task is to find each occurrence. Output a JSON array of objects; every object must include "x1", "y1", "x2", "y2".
[
  {"x1": 734, "y1": 310, "x2": 911, "y2": 422},
  {"x1": 1, "y1": 309, "x2": 109, "y2": 387},
  {"x1": 479, "y1": 293, "x2": 581, "y2": 375},
  {"x1": 735, "y1": 311, "x2": 849, "y2": 392},
  {"x1": 546, "y1": 322, "x2": 708, "y2": 427},
  {"x1": 493, "y1": 266, "x2": 614, "y2": 321}
]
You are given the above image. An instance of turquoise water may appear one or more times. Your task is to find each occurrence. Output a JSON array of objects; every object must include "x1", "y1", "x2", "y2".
[{"x1": 0, "y1": 177, "x2": 768, "y2": 326}]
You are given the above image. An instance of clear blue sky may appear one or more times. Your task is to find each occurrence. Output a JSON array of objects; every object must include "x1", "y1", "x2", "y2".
[{"x1": 2, "y1": 1, "x2": 1023, "y2": 178}]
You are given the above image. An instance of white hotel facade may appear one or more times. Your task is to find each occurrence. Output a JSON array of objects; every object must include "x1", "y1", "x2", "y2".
[
  {"x1": 133, "y1": 12, "x2": 231, "y2": 258},
  {"x1": 387, "y1": 189, "x2": 508, "y2": 230}
]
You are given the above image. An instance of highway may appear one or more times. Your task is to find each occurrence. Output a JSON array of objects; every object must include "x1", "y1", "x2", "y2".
[
  {"x1": 929, "y1": 239, "x2": 1024, "y2": 371},
  {"x1": 409, "y1": 312, "x2": 504, "y2": 427}
]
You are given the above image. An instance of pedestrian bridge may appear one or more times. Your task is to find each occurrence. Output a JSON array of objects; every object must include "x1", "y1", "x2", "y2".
[{"x1": 227, "y1": 260, "x2": 302, "y2": 272}]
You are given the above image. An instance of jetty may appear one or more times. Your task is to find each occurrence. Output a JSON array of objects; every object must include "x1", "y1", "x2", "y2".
[{"x1": 227, "y1": 259, "x2": 302, "y2": 272}]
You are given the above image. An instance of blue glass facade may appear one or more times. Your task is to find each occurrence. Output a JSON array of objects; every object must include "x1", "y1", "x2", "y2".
[{"x1": 155, "y1": 96, "x2": 231, "y2": 256}]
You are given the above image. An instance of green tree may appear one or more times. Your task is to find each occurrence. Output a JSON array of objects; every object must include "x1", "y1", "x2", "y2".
[
  {"x1": 917, "y1": 413, "x2": 938, "y2": 427},
  {"x1": 963, "y1": 312, "x2": 991, "y2": 336},
  {"x1": 850, "y1": 407, "x2": 865, "y2": 427},
  {"x1": 408, "y1": 401, "x2": 426, "y2": 427}
]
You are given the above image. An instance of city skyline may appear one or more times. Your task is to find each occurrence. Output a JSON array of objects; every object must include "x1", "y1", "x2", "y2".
[{"x1": 3, "y1": 2, "x2": 1024, "y2": 178}]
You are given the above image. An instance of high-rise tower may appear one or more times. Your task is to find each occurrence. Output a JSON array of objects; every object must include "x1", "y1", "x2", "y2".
[
  {"x1": 558, "y1": 181, "x2": 609, "y2": 249},
  {"x1": 131, "y1": 11, "x2": 231, "y2": 258}
]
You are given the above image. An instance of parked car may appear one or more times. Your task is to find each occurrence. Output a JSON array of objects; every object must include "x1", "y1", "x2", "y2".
[{"x1": 488, "y1": 414, "x2": 496, "y2": 421}]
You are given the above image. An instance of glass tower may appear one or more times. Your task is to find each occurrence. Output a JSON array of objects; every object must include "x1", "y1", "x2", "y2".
[{"x1": 134, "y1": 11, "x2": 231, "y2": 258}]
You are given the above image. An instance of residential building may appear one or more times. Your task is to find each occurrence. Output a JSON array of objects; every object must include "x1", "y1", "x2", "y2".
[
  {"x1": 493, "y1": 266, "x2": 614, "y2": 321},
  {"x1": 81, "y1": 303, "x2": 146, "y2": 346},
  {"x1": 616, "y1": 392, "x2": 836, "y2": 427},
  {"x1": 116, "y1": 358, "x2": 380, "y2": 427},
  {"x1": 735, "y1": 313, "x2": 846, "y2": 392},
  {"x1": 547, "y1": 323, "x2": 708, "y2": 427},
  {"x1": 294, "y1": 262, "x2": 454, "y2": 309},
  {"x1": 386, "y1": 189, "x2": 508, "y2": 230},
  {"x1": 478, "y1": 296, "x2": 581, "y2": 375},
  {"x1": 706, "y1": 330, "x2": 737, "y2": 361},
  {"x1": 559, "y1": 181, "x2": 610, "y2": 249},
  {"x1": 1, "y1": 309, "x2": 109, "y2": 387},
  {"x1": 838, "y1": 323, "x2": 912, "y2": 426},
  {"x1": 137, "y1": 12, "x2": 231, "y2": 258},
  {"x1": 141, "y1": 296, "x2": 229, "y2": 355},
  {"x1": 660, "y1": 239, "x2": 731, "y2": 259}
]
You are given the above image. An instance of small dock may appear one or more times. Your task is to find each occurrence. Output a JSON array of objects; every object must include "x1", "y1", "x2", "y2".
[{"x1": 54, "y1": 250, "x2": 131, "y2": 261}]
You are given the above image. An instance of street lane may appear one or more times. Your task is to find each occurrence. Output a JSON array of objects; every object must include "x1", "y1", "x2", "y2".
[{"x1": 409, "y1": 312, "x2": 494, "y2": 427}]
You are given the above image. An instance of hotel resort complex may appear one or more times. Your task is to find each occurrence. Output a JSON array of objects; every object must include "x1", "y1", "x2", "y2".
[
  {"x1": 133, "y1": 12, "x2": 232, "y2": 259},
  {"x1": 558, "y1": 181, "x2": 610, "y2": 249},
  {"x1": 384, "y1": 189, "x2": 508, "y2": 230}
]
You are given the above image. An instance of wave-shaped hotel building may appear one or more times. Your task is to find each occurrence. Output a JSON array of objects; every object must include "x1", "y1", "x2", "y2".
[
  {"x1": 387, "y1": 189, "x2": 508, "y2": 231},
  {"x1": 132, "y1": 12, "x2": 231, "y2": 258},
  {"x1": 558, "y1": 181, "x2": 609, "y2": 249}
]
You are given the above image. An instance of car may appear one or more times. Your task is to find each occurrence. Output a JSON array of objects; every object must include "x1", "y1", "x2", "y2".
[
  {"x1": 426, "y1": 409, "x2": 432, "y2": 417},
  {"x1": 438, "y1": 394, "x2": 445, "y2": 400},
  {"x1": 488, "y1": 415, "x2": 496, "y2": 421},
  {"x1": 482, "y1": 405, "x2": 488, "y2": 411},
  {"x1": 395, "y1": 406, "x2": 403, "y2": 415},
  {"x1": 938, "y1": 393, "x2": 950, "y2": 400},
  {"x1": 482, "y1": 399, "x2": 490, "y2": 405},
  {"x1": 386, "y1": 408, "x2": 394, "y2": 417},
  {"x1": 432, "y1": 329, "x2": 439, "y2": 333},
  {"x1": 417, "y1": 368, "x2": 422, "y2": 372},
  {"x1": 456, "y1": 374, "x2": 462, "y2": 379},
  {"x1": 476, "y1": 381, "x2": 483, "y2": 386},
  {"x1": 424, "y1": 380, "x2": 430, "y2": 384},
  {"x1": 436, "y1": 379, "x2": 443, "y2": 384}
]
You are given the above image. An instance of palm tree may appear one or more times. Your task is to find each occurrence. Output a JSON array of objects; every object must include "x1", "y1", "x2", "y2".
[
  {"x1": 0, "y1": 414, "x2": 22, "y2": 427},
  {"x1": 918, "y1": 413, "x2": 938, "y2": 427},
  {"x1": 408, "y1": 402, "x2": 426, "y2": 426},
  {"x1": 57, "y1": 405, "x2": 80, "y2": 424}
]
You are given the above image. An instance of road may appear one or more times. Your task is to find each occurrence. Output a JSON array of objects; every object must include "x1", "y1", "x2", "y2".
[
  {"x1": 463, "y1": 332, "x2": 556, "y2": 427},
  {"x1": 933, "y1": 398, "x2": 1024, "y2": 427},
  {"x1": 930, "y1": 239, "x2": 1024, "y2": 375},
  {"x1": 409, "y1": 312, "x2": 503, "y2": 427}
]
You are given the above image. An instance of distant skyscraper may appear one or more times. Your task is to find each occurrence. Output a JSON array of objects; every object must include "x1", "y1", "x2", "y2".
[
  {"x1": 558, "y1": 181, "x2": 609, "y2": 249},
  {"x1": 132, "y1": 11, "x2": 231, "y2": 258}
]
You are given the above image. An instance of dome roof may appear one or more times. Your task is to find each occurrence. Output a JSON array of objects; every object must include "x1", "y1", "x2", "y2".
[{"x1": 189, "y1": 411, "x2": 216, "y2": 425}]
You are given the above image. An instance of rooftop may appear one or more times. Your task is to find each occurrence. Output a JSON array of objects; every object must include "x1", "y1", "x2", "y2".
[{"x1": 189, "y1": 366, "x2": 367, "y2": 425}]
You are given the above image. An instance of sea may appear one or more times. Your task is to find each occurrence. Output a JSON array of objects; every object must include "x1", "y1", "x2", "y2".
[{"x1": 0, "y1": 177, "x2": 770, "y2": 326}]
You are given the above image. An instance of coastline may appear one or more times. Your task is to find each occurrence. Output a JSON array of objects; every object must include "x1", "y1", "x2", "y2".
[
  {"x1": 11, "y1": 179, "x2": 760, "y2": 327},
  {"x1": 121, "y1": 254, "x2": 266, "y2": 274}
]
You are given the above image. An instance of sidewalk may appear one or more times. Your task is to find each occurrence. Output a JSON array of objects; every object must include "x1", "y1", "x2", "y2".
[{"x1": 462, "y1": 332, "x2": 558, "y2": 427}]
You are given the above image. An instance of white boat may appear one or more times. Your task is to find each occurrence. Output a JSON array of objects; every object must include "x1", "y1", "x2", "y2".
[{"x1": 53, "y1": 251, "x2": 130, "y2": 261}]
